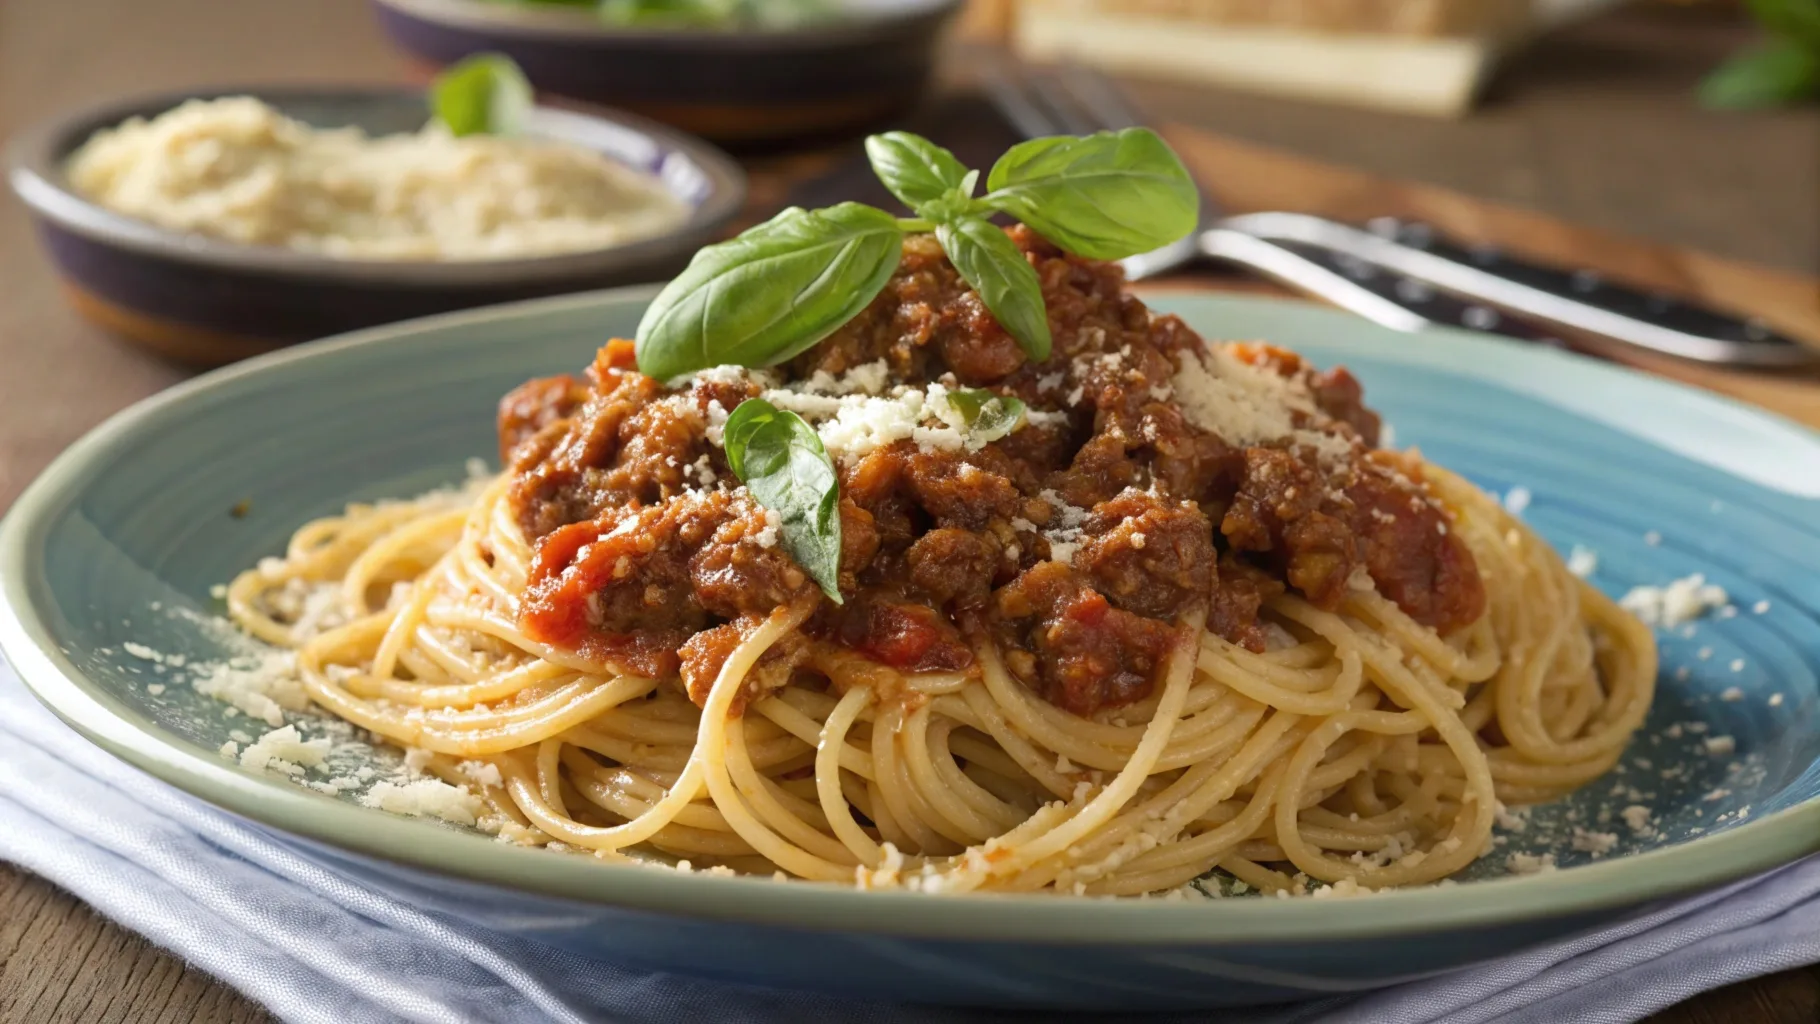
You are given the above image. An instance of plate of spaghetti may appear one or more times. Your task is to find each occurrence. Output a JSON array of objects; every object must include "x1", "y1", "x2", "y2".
[{"x1": 4, "y1": 130, "x2": 1819, "y2": 1011}]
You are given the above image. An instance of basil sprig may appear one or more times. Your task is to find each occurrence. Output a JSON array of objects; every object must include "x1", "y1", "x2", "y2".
[
  {"x1": 636, "y1": 127, "x2": 1196, "y2": 379},
  {"x1": 430, "y1": 53, "x2": 534, "y2": 138},
  {"x1": 722, "y1": 400, "x2": 844, "y2": 602},
  {"x1": 643, "y1": 130, "x2": 1193, "y2": 602}
]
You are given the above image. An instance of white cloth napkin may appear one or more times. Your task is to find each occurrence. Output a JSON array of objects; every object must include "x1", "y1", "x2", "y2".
[{"x1": 3, "y1": 661, "x2": 1817, "y2": 1024}]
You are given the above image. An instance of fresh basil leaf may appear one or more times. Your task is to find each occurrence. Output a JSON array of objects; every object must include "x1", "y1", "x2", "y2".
[
  {"x1": 721, "y1": 399, "x2": 844, "y2": 603},
  {"x1": 1746, "y1": 0, "x2": 1820, "y2": 49},
  {"x1": 866, "y1": 132, "x2": 971, "y2": 211},
  {"x1": 943, "y1": 388, "x2": 1027, "y2": 443},
  {"x1": 431, "y1": 53, "x2": 534, "y2": 138},
  {"x1": 917, "y1": 188, "x2": 978, "y2": 225},
  {"x1": 635, "y1": 203, "x2": 904, "y2": 380},
  {"x1": 982, "y1": 128, "x2": 1198, "y2": 260},
  {"x1": 594, "y1": 0, "x2": 830, "y2": 27},
  {"x1": 598, "y1": 0, "x2": 737, "y2": 27},
  {"x1": 1699, "y1": 40, "x2": 1820, "y2": 109},
  {"x1": 936, "y1": 218, "x2": 1052, "y2": 362}
]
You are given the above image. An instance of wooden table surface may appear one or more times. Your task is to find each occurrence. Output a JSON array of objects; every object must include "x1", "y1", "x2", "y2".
[{"x1": 2, "y1": 1, "x2": 1818, "y2": 1021}]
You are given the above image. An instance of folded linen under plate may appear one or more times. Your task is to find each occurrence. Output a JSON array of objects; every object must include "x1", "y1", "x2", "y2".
[{"x1": 2, "y1": 664, "x2": 1817, "y2": 1024}]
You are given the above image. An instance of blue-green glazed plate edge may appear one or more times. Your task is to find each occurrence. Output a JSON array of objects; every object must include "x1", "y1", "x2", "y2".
[{"x1": 3, "y1": 287, "x2": 1819, "y2": 946}]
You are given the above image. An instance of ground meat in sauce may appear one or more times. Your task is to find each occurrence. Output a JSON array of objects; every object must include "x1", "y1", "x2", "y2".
[
  {"x1": 993, "y1": 563, "x2": 1180, "y2": 717},
  {"x1": 504, "y1": 226, "x2": 1486, "y2": 717},
  {"x1": 678, "y1": 621, "x2": 811, "y2": 712},
  {"x1": 498, "y1": 373, "x2": 592, "y2": 463},
  {"x1": 518, "y1": 491, "x2": 816, "y2": 679}
]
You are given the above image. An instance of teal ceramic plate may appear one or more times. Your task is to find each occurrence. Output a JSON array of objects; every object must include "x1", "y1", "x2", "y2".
[{"x1": 3, "y1": 289, "x2": 1818, "y2": 1010}]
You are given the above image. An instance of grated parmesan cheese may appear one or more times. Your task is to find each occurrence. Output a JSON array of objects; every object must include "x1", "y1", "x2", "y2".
[
  {"x1": 238, "y1": 724, "x2": 331, "y2": 777},
  {"x1": 188, "y1": 648, "x2": 308, "y2": 727},
  {"x1": 1505, "y1": 852, "x2": 1557, "y2": 875},
  {"x1": 1620, "y1": 805, "x2": 1654, "y2": 836},
  {"x1": 684, "y1": 363, "x2": 1066, "y2": 461},
  {"x1": 1037, "y1": 488, "x2": 1091, "y2": 565},
  {"x1": 459, "y1": 761, "x2": 504, "y2": 789},
  {"x1": 123, "y1": 641, "x2": 163, "y2": 662},
  {"x1": 1566, "y1": 545, "x2": 1599, "y2": 579},
  {"x1": 1618, "y1": 574, "x2": 1730, "y2": 627},
  {"x1": 752, "y1": 507, "x2": 782, "y2": 549},
  {"x1": 1493, "y1": 801, "x2": 1530, "y2": 833},
  {"x1": 1308, "y1": 877, "x2": 1378, "y2": 899},
  {"x1": 360, "y1": 778, "x2": 485, "y2": 826},
  {"x1": 1169, "y1": 345, "x2": 1355, "y2": 472},
  {"x1": 1570, "y1": 827, "x2": 1619, "y2": 857}
]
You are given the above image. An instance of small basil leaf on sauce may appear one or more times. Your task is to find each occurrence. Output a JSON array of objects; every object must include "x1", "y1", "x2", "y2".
[
  {"x1": 722, "y1": 399, "x2": 844, "y2": 603},
  {"x1": 981, "y1": 127, "x2": 1198, "y2": 260},
  {"x1": 936, "y1": 217, "x2": 1052, "y2": 362},
  {"x1": 431, "y1": 53, "x2": 535, "y2": 138},
  {"x1": 635, "y1": 203, "x2": 904, "y2": 381},
  {"x1": 943, "y1": 388, "x2": 1027, "y2": 444},
  {"x1": 865, "y1": 132, "x2": 972, "y2": 212}
]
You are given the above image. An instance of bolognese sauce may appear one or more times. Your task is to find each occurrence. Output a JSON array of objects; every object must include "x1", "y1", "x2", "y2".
[{"x1": 503, "y1": 227, "x2": 1485, "y2": 718}]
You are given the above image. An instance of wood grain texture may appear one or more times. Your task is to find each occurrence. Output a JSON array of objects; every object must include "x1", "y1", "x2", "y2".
[
  {"x1": 0, "y1": 867, "x2": 272, "y2": 1024},
  {"x1": 1, "y1": 1, "x2": 1818, "y2": 1021},
  {"x1": 1118, "y1": 6, "x2": 1820, "y2": 275}
]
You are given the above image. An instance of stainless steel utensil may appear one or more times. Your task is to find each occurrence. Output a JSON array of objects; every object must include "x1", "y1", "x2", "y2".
[{"x1": 982, "y1": 63, "x2": 1817, "y2": 369}]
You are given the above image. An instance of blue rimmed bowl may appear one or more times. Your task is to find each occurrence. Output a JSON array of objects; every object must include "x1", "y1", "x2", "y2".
[
  {"x1": 6, "y1": 86, "x2": 744, "y2": 365},
  {"x1": 1, "y1": 291, "x2": 1818, "y2": 1011}
]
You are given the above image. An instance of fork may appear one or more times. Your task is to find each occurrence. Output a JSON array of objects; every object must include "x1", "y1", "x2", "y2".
[{"x1": 982, "y1": 63, "x2": 1815, "y2": 369}]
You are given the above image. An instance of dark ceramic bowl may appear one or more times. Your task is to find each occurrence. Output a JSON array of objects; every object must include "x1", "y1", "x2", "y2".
[
  {"x1": 370, "y1": 0, "x2": 963, "y2": 145},
  {"x1": 6, "y1": 86, "x2": 745, "y2": 365}
]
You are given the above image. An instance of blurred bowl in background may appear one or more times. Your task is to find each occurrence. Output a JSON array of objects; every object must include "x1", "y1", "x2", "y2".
[
  {"x1": 370, "y1": 0, "x2": 963, "y2": 145},
  {"x1": 6, "y1": 86, "x2": 744, "y2": 365}
]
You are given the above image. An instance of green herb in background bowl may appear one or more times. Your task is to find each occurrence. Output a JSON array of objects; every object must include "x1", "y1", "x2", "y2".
[
  {"x1": 1701, "y1": 0, "x2": 1820, "y2": 109},
  {"x1": 635, "y1": 128, "x2": 1198, "y2": 597},
  {"x1": 485, "y1": 0, "x2": 833, "y2": 29},
  {"x1": 431, "y1": 52, "x2": 535, "y2": 136}
]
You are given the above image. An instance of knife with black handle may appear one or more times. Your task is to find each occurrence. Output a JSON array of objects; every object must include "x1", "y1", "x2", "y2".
[{"x1": 1218, "y1": 213, "x2": 1816, "y2": 369}]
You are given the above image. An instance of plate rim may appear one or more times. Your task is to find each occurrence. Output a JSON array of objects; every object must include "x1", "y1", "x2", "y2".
[{"x1": 4, "y1": 285, "x2": 1820, "y2": 945}]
